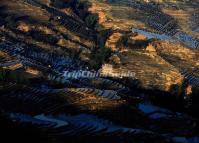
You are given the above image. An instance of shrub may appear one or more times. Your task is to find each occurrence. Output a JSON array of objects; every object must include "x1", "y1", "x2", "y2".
[
  {"x1": 116, "y1": 35, "x2": 128, "y2": 48},
  {"x1": 75, "y1": 1, "x2": 90, "y2": 19},
  {"x1": 89, "y1": 46, "x2": 112, "y2": 69},
  {"x1": 97, "y1": 29, "x2": 113, "y2": 47},
  {"x1": 85, "y1": 14, "x2": 99, "y2": 28},
  {"x1": 0, "y1": 68, "x2": 7, "y2": 81}
]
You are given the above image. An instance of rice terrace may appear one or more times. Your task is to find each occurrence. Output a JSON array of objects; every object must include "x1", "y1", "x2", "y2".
[{"x1": 0, "y1": 0, "x2": 199, "y2": 142}]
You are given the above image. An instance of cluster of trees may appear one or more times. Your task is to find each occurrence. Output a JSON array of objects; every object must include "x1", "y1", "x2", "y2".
[
  {"x1": 85, "y1": 13, "x2": 99, "y2": 28},
  {"x1": 48, "y1": 0, "x2": 111, "y2": 70},
  {"x1": 88, "y1": 29, "x2": 113, "y2": 69},
  {"x1": 89, "y1": 46, "x2": 112, "y2": 70},
  {"x1": 75, "y1": 1, "x2": 99, "y2": 29},
  {"x1": 73, "y1": 1, "x2": 112, "y2": 69},
  {"x1": 75, "y1": 1, "x2": 91, "y2": 20}
]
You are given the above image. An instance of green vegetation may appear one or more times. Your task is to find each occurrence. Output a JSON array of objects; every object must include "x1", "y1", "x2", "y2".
[
  {"x1": 116, "y1": 35, "x2": 128, "y2": 48},
  {"x1": 76, "y1": 0, "x2": 91, "y2": 20},
  {"x1": 97, "y1": 29, "x2": 113, "y2": 46},
  {"x1": 76, "y1": 0, "x2": 100, "y2": 29},
  {"x1": 89, "y1": 46, "x2": 112, "y2": 69},
  {"x1": 88, "y1": 29, "x2": 113, "y2": 69},
  {"x1": 74, "y1": 1, "x2": 113, "y2": 69},
  {"x1": 0, "y1": 67, "x2": 8, "y2": 81},
  {"x1": 85, "y1": 13, "x2": 99, "y2": 28}
]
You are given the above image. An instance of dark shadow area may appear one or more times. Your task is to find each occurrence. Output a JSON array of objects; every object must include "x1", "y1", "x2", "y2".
[
  {"x1": 0, "y1": 80, "x2": 198, "y2": 141},
  {"x1": 0, "y1": 112, "x2": 52, "y2": 143}
]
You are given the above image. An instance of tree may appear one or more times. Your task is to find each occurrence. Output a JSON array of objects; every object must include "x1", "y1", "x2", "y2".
[
  {"x1": 75, "y1": 1, "x2": 90, "y2": 19},
  {"x1": 0, "y1": 68, "x2": 7, "y2": 81},
  {"x1": 85, "y1": 14, "x2": 99, "y2": 28},
  {"x1": 89, "y1": 46, "x2": 112, "y2": 69}
]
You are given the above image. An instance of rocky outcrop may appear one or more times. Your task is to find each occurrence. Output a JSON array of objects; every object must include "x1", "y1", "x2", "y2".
[
  {"x1": 145, "y1": 43, "x2": 156, "y2": 53},
  {"x1": 17, "y1": 22, "x2": 31, "y2": 33},
  {"x1": 105, "y1": 32, "x2": 123, "y2": 51},
  {"x1": 109, "y1": 54, "x2": 121, "y2": 64}
]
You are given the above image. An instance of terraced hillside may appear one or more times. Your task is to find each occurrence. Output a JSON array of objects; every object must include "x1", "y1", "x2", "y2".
[{"x1": 0, "y1": 0, "x2": 199, "y2": 142}]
